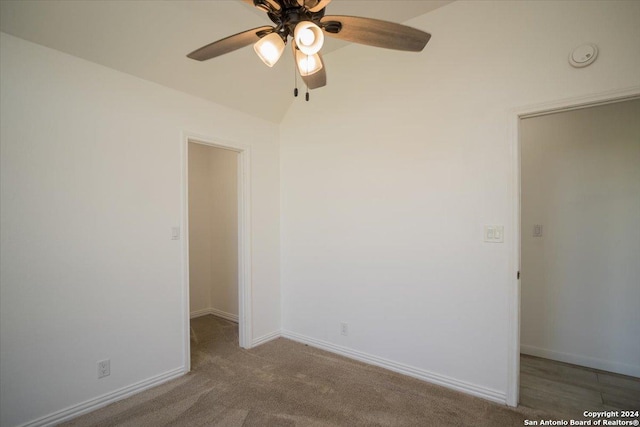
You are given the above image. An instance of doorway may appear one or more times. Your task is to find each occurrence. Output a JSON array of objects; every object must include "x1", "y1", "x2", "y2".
[
  {"x1": 511, "y1": 95, "x2": 640, "y2": 412},
  {"x1": 182, "y1": 135, "x2": 253, "y2": 371},
  {"x1": 189, "y1": 141, "x2": 239, "y2": 319}
]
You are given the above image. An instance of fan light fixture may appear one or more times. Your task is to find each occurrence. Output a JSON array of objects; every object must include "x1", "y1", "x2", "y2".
[
  {"x1": 295, "y1": 49, "x2": 323, "y2": 76},
  {"x1": 294, "y1": 21, "x2": 324, "y2": 55},
  {"x1": 254, "y1": 33, "x2": 286, "y2": 67}
]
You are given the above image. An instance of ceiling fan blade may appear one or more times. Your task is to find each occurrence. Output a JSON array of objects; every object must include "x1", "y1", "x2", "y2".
[
  {"x1": 296, "y1": 0, "x2": 331, "y2": 13},
  {"x1": 320, "y1": 15, "x2": 431, "y2": 52},
  {"x1": 301, "y1": 54, "x2": 326, "y2": 90},
  {"x1": 187, "y1": 26, "x2": 274, "y2": 61},
  {"x1": 307, "y1": 0, "x2": 332, "y2": 13},
  {"x1": 251, "y1": 0, "x2": 282, "y2": 12}
]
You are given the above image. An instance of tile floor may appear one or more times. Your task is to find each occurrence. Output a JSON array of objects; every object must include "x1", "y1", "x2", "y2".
[{"x1": 519, "y1": 354, "x2": 640, "y2": 419}]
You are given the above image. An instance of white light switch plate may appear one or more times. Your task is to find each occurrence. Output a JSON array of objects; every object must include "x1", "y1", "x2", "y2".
[
  {"x1": 484, "y1": 225, "x2": 504, "y2": 243},
  {"x1": 533, "y1": 224, "x2": 543, "y2": 237}
]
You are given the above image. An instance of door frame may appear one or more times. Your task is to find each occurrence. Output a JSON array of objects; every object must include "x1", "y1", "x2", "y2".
[
  {"x1": 181, "y1": 132, "x2": 253, "y2": 372},
  {"x1": 505, "y1": 86, "x2": 640, "y2": 407}
]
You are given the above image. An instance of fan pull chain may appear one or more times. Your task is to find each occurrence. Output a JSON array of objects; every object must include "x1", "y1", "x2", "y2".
[
  {"x1": 305, "y1": 54, "x2": 310, "y2": 102},
  {"x1": 293, "y1": 59, "x2": 298, "y2": 98}
]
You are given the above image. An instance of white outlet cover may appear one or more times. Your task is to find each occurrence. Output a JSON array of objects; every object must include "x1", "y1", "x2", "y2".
[
  {"x1": 569, "y1": 43, "x2": 598, "y2": 68},
  {"x1": 171, "y1": 227, "x2": 180, "y2": 240},
  {"x1": 340, "y1": 323, "x2": 348, "y2": 336},
  {"x1": 98, "y1": 359, "x2": 110, "y2": 378}
]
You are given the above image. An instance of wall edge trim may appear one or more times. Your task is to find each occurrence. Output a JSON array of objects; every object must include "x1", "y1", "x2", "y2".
[
  {"x1": 190, "y1": 308, "x2": 239, "y2": 323},
  {"x1": 252, "y1": 330, "x2": 281, "y2": 347},
  {"x1": 190, "y1": 308, "x2": 213, "y2": 319},
  {"x1": 17, "y1": 367, "x2": 185, "y2": 427},
  {"x1": 281, "y1": 330, "x2": 506, "y2": 405},
  {"x1": 521, "y1": 345, "x2": 640, "y2": 378}
]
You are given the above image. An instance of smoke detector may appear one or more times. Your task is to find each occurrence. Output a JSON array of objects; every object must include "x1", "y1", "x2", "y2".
[{"x1": 569, "y1": 43, "x2": 598, "y2": 68}]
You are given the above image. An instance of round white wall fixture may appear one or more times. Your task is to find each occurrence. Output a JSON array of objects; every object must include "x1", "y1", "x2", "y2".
[{"x1": 569, "y1": 43, "x2": 598, "y2": 68}]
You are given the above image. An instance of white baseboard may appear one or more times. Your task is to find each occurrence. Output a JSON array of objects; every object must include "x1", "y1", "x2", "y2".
[
  {"x1": 520, "y1": 345, "x2": 640, "y2": 378},
  {"x1": 190, "y1": 307, "x2": 238, "y2": 323},
  {"x1": 252, "y1": 330, "x2": 281, "y2": 347},
  {"x1": 190, "y1": 308, "x2": 213, "y2": 319},
  {"x1": 281, "y1": 330, "x2": 506, "y2": 405},
  {"x1": 19, "y1": 366, "x2": 185, "y2": 427},
  {"x1": 209, "y1": 308, "x2": 239, "y2": 323}
]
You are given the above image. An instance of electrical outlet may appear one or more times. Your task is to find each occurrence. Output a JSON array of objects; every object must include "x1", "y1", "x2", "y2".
[
  {"x1": 340, "y1": 322, "x2": 348, "y2": 336},
  {"x1": 171, "y1": 227, "x2": 180, "y2": 240},
  {"x1": 98, "y1": 359, "x2": 110, "y2": 379}
]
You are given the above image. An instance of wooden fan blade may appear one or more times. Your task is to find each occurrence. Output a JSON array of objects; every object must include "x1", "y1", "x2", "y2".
[
  {"x1": 187, "y1": 26, "x2": 274, "y2": 61},
  {"x1": 250, "y1": 0, "x2": 282, "y2": 12},
  {"x1": 320, "y1": 15, "x2": 431, "y2": 52},
  {"x1": 307, "y1": 0, "x2": 332, "y2": 13},
  {"x1": 297, "y1": 0, "x2": 331, "y2": 12},
  {"x1": 301, "y1": 54, "x2": 326, "y2": 89}
]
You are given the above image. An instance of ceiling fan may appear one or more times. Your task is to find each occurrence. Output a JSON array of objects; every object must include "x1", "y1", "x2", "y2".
[{"x1": 187, "y1": 0, "x2": 431, "y2": 99}]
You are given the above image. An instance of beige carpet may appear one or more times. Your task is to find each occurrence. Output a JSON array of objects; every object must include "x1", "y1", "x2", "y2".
[{"x1": 63, "y1": 316, "x2": 555, "y2": 426}]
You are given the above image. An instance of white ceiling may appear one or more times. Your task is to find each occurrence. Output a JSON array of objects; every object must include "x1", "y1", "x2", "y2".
[{"x1": 0, "y1": 0, "x2": 452, "y2": 123}]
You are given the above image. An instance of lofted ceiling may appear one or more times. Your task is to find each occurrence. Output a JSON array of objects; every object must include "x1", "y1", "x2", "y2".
[{"x1": 0, "y1": 0, "x2": 452, "y2": 123}]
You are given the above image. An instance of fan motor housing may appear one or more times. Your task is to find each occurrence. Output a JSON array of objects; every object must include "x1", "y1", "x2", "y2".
[{"x1": 263, "y1": 0, "x2": 326, "y2": 37}]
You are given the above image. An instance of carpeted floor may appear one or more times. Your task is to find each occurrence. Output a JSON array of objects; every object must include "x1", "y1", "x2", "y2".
[{"x1": 63, "y1": 315, "x2": 556, "y2": 426}]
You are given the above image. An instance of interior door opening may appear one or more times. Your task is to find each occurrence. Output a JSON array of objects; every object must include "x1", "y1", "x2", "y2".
[
  {"x1": 184, "y1": 136, "x2": 252, "y2": 371},
  {"x1": 517, "y1": 97, "x2": 640, "y2": 414}
]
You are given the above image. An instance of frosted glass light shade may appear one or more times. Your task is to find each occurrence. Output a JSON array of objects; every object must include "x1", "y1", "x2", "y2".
[
  {"x1": 294, "y1": 21, "x2": 324, "y2": 55},
  {"x1": 295, "y1": 50, "x2": 323, "y2": 76},
  {"x1": 253, "y1": 33, "x2": 285, "y2": 67}
]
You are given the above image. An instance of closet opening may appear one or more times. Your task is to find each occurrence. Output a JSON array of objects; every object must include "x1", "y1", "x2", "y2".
[{"x1": 183, "y1": 137, "x2": 253, "y2": 371}]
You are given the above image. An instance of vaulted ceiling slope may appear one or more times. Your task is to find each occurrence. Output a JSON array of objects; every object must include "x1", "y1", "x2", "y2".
[{"x1": 0, "y1": 0, "x2": 452, "y2": 123}]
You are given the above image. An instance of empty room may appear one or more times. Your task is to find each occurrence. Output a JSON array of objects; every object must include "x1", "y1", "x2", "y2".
[{"x1": 1, "y1": 1, "x2": 638, "y2": 426}]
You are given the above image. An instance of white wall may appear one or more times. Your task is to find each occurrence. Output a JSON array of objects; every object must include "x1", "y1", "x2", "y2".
[
  {"x1": 0, "y1": 32, "x2": 280, "y2": 427},
  {"x1": 279, "y1": 0, "x2": 640, "y2": 402},
  {"x1": 188, "y1": 142, "x2": 214, "y2": 314},
  {"x1": 520, "y1": 99, "x2": 640, "y2": 377},
  {"x1": 208, "y1": 148, "x2": 239, "y2": 318},
  {"x1": 188, "y1": 142, "x2": 238, "y2": 319}
]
